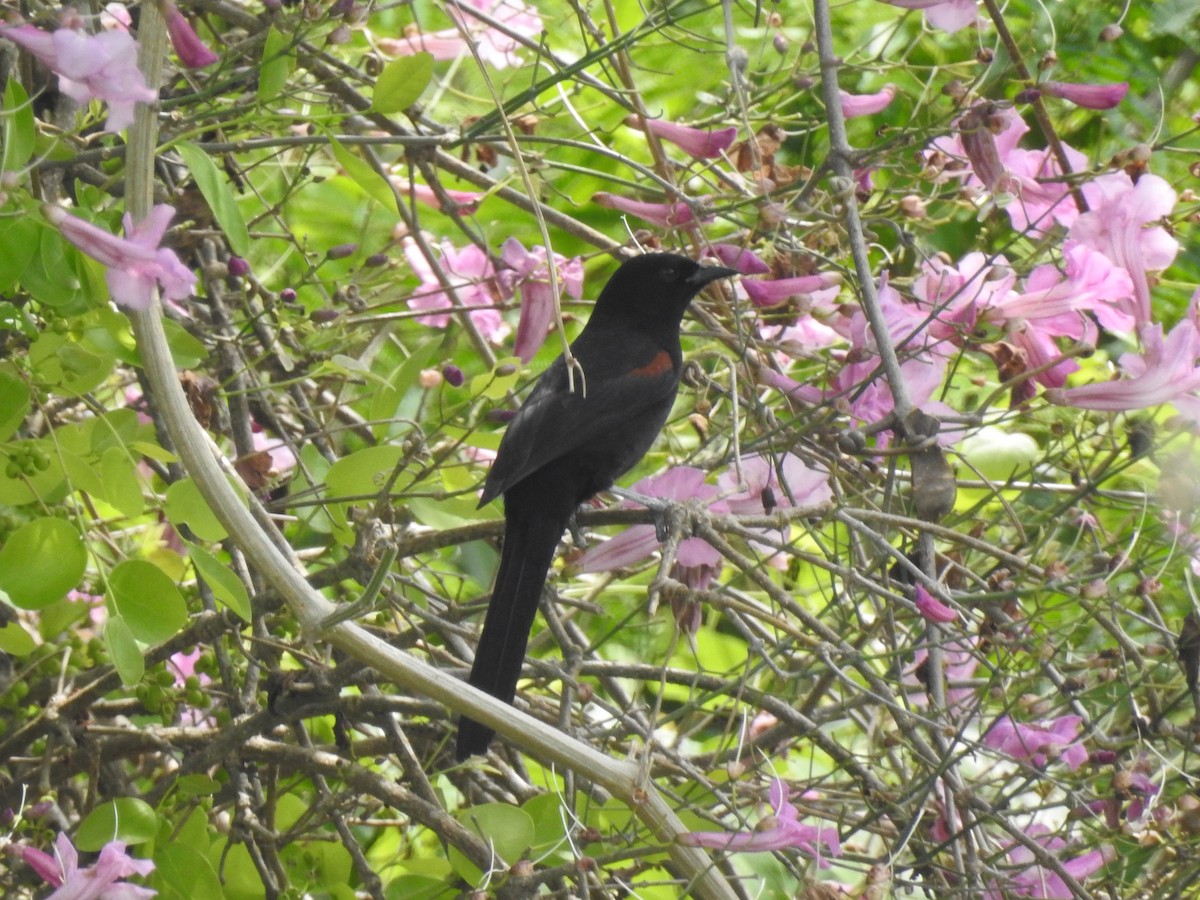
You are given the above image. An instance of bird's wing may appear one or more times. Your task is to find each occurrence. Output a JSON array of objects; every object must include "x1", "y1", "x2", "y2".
[{"x1": 478, "y1": 346, "x2": 678, "y2": 506}]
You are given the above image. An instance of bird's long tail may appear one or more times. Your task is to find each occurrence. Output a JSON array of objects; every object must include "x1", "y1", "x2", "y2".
[{"x1": 456, "y1": 503, "x2": 572, "y2": 759}]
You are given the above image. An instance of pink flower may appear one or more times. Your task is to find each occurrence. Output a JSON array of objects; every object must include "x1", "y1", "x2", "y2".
[
  {"x1": 914, "y1": 584, "x2": 958, "y2": 623},
  {"x1": 716, "y1": 453, "x2": 832, "y2": 569},
  {"x1": 680, "y1": 778, "x2": 842, "y2": 866},
  {"x1": 1086, "y1": 758, "x2": 1161, "y2": 828},
  {"x1": 839, "y1": 84, "x2": 897, "y2": 118},
  {"x1": 717, "y1": 453, "x2": 833, "y2": 516},
  {"x1": 927, "y1": 108, "x2": 1088, "y2": 236},
  {"x1": 983, "y1": 714, "x2": 1089, "y2": 770},
  {"x1": 402, "y1": 237, "x2": 510, "y2": 343},
  {"x1": 1039, "y1": 80, "x2": 1129, "y2": 110},
  {"x1": 19, "y1": 832, "x2": 156, "y2": 899},
  {"x1": 100, "y1": 4, "x2": 133, "y2": 31},
  {"x1": 499, "y1": 238, "x2": 584, "y2": 362},
  {"x1": 1052, "y1": 299, "x2": 1200, "y2": 423},
  {"x1": 1069, "y1": 172, "x2": 1178, "y2": 324},
  {"x1": 44, "y1": 204, "x2": 195, "y2": 310},
  {"x1": 742, "y1": 273, "x2": 842, "y2": 308},
  {"x1": 632, "y1": 117, "x2": 738, "y2": 159},
  {"x1": 576, "y1": 467, "x2": 725, "y2": 575},
  {"x1": 163, "y1": 0, "x2": 219, "y2": 68},
  {"x1": 2, "y1": 23, "x2": 157, "y2": 131},
  {"x1": 876, "y1": 0, "x2": 978, "y2": 33},
  {"x1": 705, "y1": 244, "x2": 770, "y2": 274},
  {"x1": 983, "y1": 824, "x2": 1114, "y2": 900},
  {"x1": 391, "y1": 179, "x2": 484, "y2": 214},
  {"x1": 911, "y1": 244, "x2": 1135, "y2": 390},
  {"x1": 252, "y1": 425, "x2": 297, "y2": 479},
  {"x1": 592, "y1": 192, "x2": 713, "y2": 228},
  {"x1": 378, "y1": 0, "x2": 542, "y2": 70}
]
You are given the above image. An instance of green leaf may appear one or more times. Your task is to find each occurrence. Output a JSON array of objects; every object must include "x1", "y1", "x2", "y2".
[
  {"x1": 328, "y1": 135, "x2": 398, "y2": 209},
  {"x1": 175, "y1": 774, "x2": 220, "y2": 798},
  {"x1": 0, "y1": 365, "x2": 31, "y2": 441},
  {"x1": 164, "y1": 317, "x2": 209, "y2": 368},
  {"x1": 154, "y1": 843, "x2": 224, "y2": 900},
  {"x1": 104, "y1": 613, "x2": 145, "y2": 686},
  {"x1": 449, "y1": 803, "x2": 536, "y2": 883},
  {"x1": 258, "y1": 27, "x2": 295, "y2": 105},
  {"x1": 384, "y1": 875, "x2": 456, "y2": 900},
  {"x1": 130, "y1": 441, "x2": 178, "y2": 464},
  {"x1": 209, "y1": 840, "x2": 266, "y2": 898},
  {"x1": 76, "y1": 797, "x2": 158, "y2": 851},
  {"x1": 28, "y1": 331, "x2": 115, "y2": 396},
  {"x1": 108, "y1": 559, "x2": 188, "y2": 645},
  {"x1": 61, "y1": 448, "x2": 107, "y2": 499},
  {"x1": 165, "y1": 477, "x2": 229, "y2": 542},
  {"x1": 176, "y1": 141, "x2": 250, "y2": 256},
  {"x1": 187, "y1": 542, "x2": 252, "y2": 620},
  {"x1": 0, "y1": 217, "x2": 39, "y2": 294},
  {"x1": 0, "y1": 615, "x2": 36, "y2": 656},
  {"x1": 324, "y1": 445, "x2": 405, "y2": 499},
  {"x1": 2, "y1": 80, "x2": 35, "y2": 172},
  {"x1": 370, "y1": 53, "x2": 434, "y2": 114},
  {"x1": 99, "y1": 446, "x2": 144, "y2": 517},
  {"x1": 24, "y1": 223, "x2": 94, "y2": 313},
  {"x1": 369, "y1": 340, "x2": 441, "y2": 440},
  {"x1": 0, "y1": 517, "x2": 86, "y2": 609}
]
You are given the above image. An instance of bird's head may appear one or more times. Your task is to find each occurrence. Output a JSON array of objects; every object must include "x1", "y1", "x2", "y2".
[{"x1": 590, "y1": 253, "x2": 738, "y2": 328}]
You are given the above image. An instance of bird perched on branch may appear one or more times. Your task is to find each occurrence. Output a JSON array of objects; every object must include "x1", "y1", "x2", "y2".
[{"x1": 457, "y1": 252, "x2": 738, "y2": 759}]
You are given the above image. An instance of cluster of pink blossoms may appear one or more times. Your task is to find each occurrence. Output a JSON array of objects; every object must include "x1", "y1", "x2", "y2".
[{"x1": 401, "y1": 236, "x2": 585, "y2": 362}]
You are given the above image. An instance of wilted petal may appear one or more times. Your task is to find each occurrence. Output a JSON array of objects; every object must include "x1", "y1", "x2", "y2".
[
  {"x1": 1040, "y1": 80, "x2": 1129, "y2": 110},
  {"x1": 576, "y1": 525, "x2": 660, "y2": 573},
  {"x1": 19, "y1": 842, "x2": 65, "y2": 886},
  {"x1": 707, "y1": 243, "x2": 770, "y2": 274},
  {"x1": 394, "y1": 179, "x2": 484, "y2": 213},
  {"x1": 742, "y1": 273, "x2": 840, "y2": 308},
  {"x1": 914, "y1": 584, "x2": 958, "y2": 623},
  {"x1": 164, "y1": 0, "x2": 219, "y2": 68},
  {"x1": 593, "y1": 192, "x2": 711, "y2": 227},
  {"x1": 984, "y1": 714, "x2": 1087, "y2": 770},
  {"x1": 638, "y1": 117, "x2": 738, "y2": 159},
  {"x1": 679, "y1": 778, "x2": 841, "y2": 867},
  {"x1": 512, "y1": 280, "x2": 556, "y2": 362},
  {"x1": 840, "y1": 84, "x2": 896, "y2": 118}
]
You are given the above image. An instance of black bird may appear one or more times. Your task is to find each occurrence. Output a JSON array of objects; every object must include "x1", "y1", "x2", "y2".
[{"x1": 457, "y1": 253, "x2": 737, "y2": 759}]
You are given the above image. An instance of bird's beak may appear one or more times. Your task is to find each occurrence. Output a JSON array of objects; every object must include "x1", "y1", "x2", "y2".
[{"x1": 687, "y1": 265, "x2": 739, "y2": 288}]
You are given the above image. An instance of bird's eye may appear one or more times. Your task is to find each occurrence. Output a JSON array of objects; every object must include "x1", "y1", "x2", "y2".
[{"x1": 659, "y1": 266, "x2": 678, "y2": 282}]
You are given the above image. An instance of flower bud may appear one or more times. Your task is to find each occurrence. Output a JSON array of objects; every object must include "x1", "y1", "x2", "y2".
[
  {"x1": 326, "y1": 242, "x2": 357, "y2": 260},
  {"x1": 441, "y1": 365, "x2": 464, "y2": 387}
]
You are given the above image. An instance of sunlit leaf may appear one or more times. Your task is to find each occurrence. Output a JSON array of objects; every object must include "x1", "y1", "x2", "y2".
[
  {"x1": 370, "y1": 53, "x2": 434, "y2": 114},
  {"x1": 0, "y1": 517, "x2": 85, "y2": 609},
  {"x1": 76, "y1": 797, "x2": 158, "y2": 850},
  {"x1": 108, "y1": 560, "x2": 188, "y2": 645},
  {"x1": 177, "y1": 141, "x2": 251, "y2": 256}
]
